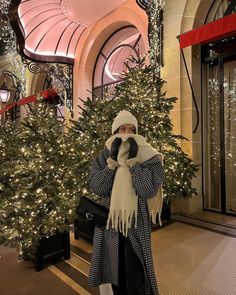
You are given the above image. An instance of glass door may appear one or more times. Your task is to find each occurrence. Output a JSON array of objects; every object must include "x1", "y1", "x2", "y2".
[
  {"x1": 203, "y1": 54, "x2": 236, "y2": 215},
  {"x1": 223, "y1": 58, "x2": 236, "y2": 214}
]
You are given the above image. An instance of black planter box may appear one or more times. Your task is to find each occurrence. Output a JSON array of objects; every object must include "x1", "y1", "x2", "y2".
[
  {"x1": 160, "y1": 201, "x2": 171, "y2": 222},
  {"x1": 35, "y1": 230, "x2": 70, "y2": 271}
]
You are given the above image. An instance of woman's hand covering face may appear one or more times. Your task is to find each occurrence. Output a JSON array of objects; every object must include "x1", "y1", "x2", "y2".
[
  {"x1": 127, "y1": 137, "x2": 138, "y2": 159},
  {"x1": 110, "y1": 137, "x2": 122, "y2": 161}
]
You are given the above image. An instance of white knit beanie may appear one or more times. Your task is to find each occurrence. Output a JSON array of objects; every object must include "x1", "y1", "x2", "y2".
[{"x1": 112, "y1": 110, "x2": 138, "y2": 134}]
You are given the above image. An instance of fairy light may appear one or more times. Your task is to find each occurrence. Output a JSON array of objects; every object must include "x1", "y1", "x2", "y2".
[
  {"x1": 148, "y1": 0, "x2": 165, "y2": 73},
  {"x1": 0, "y1": 103, "x2": 79, "y2": 260},
  {"x1": 0, "y1": 1, "x2": 26, "y2": 98},
  {"x1": 48, "y1": 63, "x2": 72, "y2": 110},
  {"x1": 208, "y1": 78, "x2": 221, "y2": 170},
  {"x1": 0, "y1": 0, "x2": 16, "y2": 54},
  {"x1": 67, "y1": 53, "x2": 198, "y2": 204}
]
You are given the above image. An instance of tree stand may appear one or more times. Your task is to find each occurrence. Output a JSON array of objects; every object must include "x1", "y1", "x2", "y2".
[{"x1": 35, "y1": 230, "x2": 70, "y2": 271}]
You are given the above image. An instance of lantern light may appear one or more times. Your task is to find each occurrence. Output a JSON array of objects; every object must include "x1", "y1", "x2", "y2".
[{"x1": 0, "y1": 79, "x2": 10, "y2": 103}]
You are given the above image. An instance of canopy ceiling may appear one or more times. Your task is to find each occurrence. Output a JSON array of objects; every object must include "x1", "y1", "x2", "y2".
[{"x1": 18, "y1": 0, "x2": 127, "y2": 63}]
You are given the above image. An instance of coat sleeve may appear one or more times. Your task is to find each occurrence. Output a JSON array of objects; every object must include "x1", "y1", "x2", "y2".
[
  {"x1": 88, "y1": 148, "x2": 116, "y2": 197},
  {"x1": 129, "y1": 155, "x2": 164, "y2": 200}
]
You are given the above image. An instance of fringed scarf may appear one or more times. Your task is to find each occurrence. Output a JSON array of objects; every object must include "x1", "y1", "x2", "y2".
[{"x1": 105, "y1": 134, "x2": 163, "y2": 236}]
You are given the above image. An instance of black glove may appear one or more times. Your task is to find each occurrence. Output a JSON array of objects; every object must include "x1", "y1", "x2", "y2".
[
  {"x1": 110, "y1": 137, "x2": 122, "y2": 161},
  {"x1": 127, "y1": 137, "x2": 138, "y2": 159}
]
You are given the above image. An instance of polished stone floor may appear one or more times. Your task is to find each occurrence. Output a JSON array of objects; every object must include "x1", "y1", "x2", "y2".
[
  {"x1": 152, "y1": 222, "x2": 236, "y2": 295},
  {"x1": 1, "y1": 216, "x2": 236, "y2": 295}
]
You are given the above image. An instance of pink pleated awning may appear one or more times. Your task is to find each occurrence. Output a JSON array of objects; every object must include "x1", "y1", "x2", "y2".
[{"x1": 18, "y1": 0, "x2": 127, "y2": 63}]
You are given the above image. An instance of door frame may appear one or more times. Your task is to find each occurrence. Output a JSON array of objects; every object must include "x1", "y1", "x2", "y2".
[{"x1": 202, "y1": 38, "x2": 236, "y2": 215}]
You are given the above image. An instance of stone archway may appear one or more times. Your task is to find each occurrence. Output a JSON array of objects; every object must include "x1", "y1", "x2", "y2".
[{"x1": 72, "y1": 0, "x2": 149, "y2": 118}]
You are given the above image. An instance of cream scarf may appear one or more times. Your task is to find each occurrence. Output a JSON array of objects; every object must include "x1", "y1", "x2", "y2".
[{"x1": 105, "y1": 134, "x2": 164, "y2": 236}]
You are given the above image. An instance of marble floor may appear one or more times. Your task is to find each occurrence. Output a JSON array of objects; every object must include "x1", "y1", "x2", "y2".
[
  {"x1": 45, "y1": 221, "x2": 236, "y2": 295},
  {"x1": 1, "y1": 219, "x2": 236, "y2": 295},
  {"x1": 152, "y1": 222, "x2": 236, "y2": 295}
]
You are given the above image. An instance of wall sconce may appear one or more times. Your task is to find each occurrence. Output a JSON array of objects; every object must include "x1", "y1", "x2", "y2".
[{"x1": 0, "y1": 78, "x2": 10, "y2": 103}]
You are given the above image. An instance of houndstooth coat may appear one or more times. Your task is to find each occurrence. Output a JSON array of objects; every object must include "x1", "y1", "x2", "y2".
[{"x1": 88, "y1": 147, "x2": 163, "y2": 295}]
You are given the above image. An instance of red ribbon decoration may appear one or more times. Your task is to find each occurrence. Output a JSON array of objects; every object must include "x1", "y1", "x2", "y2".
[{"x1": 0, "y1": 89, "x2": 58, "y2": 115}]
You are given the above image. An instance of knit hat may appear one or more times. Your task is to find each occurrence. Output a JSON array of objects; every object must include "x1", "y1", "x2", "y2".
[{"x1": 112, "y1": 110, "x2": 138, "y2": 134}]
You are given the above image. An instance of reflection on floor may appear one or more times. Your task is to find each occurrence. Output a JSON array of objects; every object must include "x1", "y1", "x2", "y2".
[
  {"x1": 193, "y1": 210, "x2": 236, "y2": 227},
  {"x1": 173, "y1": 211, "x2": 236, "y2": 237}
]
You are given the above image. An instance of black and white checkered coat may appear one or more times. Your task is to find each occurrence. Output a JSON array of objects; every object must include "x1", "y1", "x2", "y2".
[{"x1": 88, "y1": 147, "x2": 163, "y2": 295}]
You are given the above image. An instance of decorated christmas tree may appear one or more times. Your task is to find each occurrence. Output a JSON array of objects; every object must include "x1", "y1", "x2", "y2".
[
  {"x1": 69, "y1": 54, "x2": 198, "y2": 204},
  {"x1": 67, "y1": 97, "x2": 112, "y2": 201},
  {"x1": 0, "y1": 120, "x2": 21, "y2": 208},
  {"x1": 0, "y1": 101, "x2": 79, "y2": 259},
  {"x1": 68, "y1": 0, "x2": 198, "y2": 205}
]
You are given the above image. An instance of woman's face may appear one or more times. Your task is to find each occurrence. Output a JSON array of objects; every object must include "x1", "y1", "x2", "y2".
[{"x1": 118, "y1": 124, "x2": 135, "y2": 134}]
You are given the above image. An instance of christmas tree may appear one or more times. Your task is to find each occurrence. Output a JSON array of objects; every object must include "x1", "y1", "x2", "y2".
[
  {"x1": 67, "y1": 97, "x2": 113, "y2": 201},
  {"x1": 0, "y1": 120, "x2": 21, "y2": 208},
  {"x1": 0, "y1": 101, "x2": 79, "y2": 259},
  {"x1": 69, "y1": 54, "x2": 198, "y2": 204}
]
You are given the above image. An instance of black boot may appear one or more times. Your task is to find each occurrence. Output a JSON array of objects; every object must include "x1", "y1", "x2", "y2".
[{"x1": 124, "y1": 238, "x2": 145, "y2": 295}]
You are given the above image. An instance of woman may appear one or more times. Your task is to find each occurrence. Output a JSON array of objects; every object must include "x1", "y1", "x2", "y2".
[{"x1": 88, "y1": 110, "x2": 164, "y2": 295}]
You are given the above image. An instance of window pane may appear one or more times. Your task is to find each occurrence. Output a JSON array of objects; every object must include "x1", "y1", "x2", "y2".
[
  {"x1": 103, "y1": 46, "x2": 136, "y2": 85},
  {"x1": 93, "y1": 26, "x2": 146, "y2": 93},
  {"x1": 93, "y1": 54, "x2": 106, "y2": 88},
  {"x1": 102, "y1": 27, "x2": 138, "y2": 57},
  {"x1": 205, "y1": 0, "x2": 230, "y2": 22}
]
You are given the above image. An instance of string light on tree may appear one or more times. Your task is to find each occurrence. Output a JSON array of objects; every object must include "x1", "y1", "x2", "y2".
[
  {"x1": 0, "y1": 102, "x2": 80, "y2": 259},
  {"x1": 0, "y1": 0, "x2": 16, "y2": 54},
  {"x1": 147, "y1": 0, "x2": 165, "y2": 73},
  {"x1": 69, "y1": 54, "x2": 198, "y2": 204}
]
